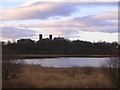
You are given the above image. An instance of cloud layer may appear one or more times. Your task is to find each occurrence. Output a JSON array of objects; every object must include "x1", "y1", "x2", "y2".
[
  {"x1": 1, "y1": 2, "x2": 117, "y2": 21},
  {"x1": 1, "y1": 3, "x2": 79, "y2": 20},
  {"x1": 1, "y1": 25, "x2": 36, "y2": 39},
  {"x1": 17, "y1": 9, "x2": 118, "y2": 33},
  {"x1": 1, "y1": 2, "x2": 118, "y2": 42}
]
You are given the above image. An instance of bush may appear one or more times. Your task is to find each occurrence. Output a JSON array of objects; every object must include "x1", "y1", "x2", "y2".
[
  {"x1": 101, "y1": 56, "x2": 120, "y2": 88},
  {"x1": 2, "y1": 59, "x2": 23, "y2": 80}
]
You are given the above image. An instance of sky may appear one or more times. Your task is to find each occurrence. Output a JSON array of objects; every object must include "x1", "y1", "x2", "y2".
[{"x1": 0, "y1": 0, "x2": 119, "y2": 43}]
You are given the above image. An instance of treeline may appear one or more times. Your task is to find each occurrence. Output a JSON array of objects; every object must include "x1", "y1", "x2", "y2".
[{"x1": 2, "y1": 39, "x2": 119, "y2": 55}]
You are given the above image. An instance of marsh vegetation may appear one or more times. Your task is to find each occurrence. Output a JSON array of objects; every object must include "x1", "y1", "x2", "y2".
[{"x1": 2, "y1": 64, "x2": 117, "y2": 88}]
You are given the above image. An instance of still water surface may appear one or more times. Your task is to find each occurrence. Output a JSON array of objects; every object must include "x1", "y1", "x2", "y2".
[{"x1": 20, "y1": 57, "x2": 108, "y2": 68}]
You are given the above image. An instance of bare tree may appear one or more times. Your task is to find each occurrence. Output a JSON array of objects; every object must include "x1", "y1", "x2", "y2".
[
  {"x1": 101, "y1": 56, "x2": 120, "y2": 88},
  {"x1": 2, "y1": 59, "x2": 23, "y2": 80}
]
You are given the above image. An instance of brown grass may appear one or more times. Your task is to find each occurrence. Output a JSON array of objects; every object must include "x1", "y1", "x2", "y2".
[{"x1": 3, "y1": 65, "x2": 113, "y2": 88}]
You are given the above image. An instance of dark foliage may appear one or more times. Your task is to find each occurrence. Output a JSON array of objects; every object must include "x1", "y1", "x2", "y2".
[{"x1": 2, "y1": 39, "x2": 119, "y2": 55}]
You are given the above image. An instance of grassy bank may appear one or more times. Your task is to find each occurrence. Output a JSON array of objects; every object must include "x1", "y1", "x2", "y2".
[
  {"x1": 2, "y1": 54, "x2": 111, "y2": 60},
  {"x1": 3, "y1": 65, "x2": 114, "y2": 88}
]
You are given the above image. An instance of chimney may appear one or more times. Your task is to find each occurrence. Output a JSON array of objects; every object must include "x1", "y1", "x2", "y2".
[
  {"x1": 39, "y1": 34, "x2": 42, "y2": 40},
  {"x1": 49, "y1": 34, "x2": 52, "y2": 39}
]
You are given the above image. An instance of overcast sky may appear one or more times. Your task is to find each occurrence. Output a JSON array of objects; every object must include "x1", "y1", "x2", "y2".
[{"x1": 0, "y1": 0, "x2": 119, "y2": 42}]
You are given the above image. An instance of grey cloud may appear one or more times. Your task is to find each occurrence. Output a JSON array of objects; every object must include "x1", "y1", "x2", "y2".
[
  {"x1": 2, "y1": 2, "x2": 117, "y2": 21},
  {"x1": 18, "y1": 10, "x2": 118, "y2": 33},
  {"x1": 2, "y1": 26, "x2": 36, "y2": 39},
  {"x1": 74, "y1": 10, "x2": 118, "y2": 27},
  {"x1": 2, "y1": 3, "x2": 78, "y2": 21},
  {"x1": 81, "y1": 26, "x2": 118, "y2": 33}
]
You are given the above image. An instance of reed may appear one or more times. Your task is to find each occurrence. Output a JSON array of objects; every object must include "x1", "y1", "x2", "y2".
[{"x1": 3, "y1": 65, "x2": 113, "y2": 88}]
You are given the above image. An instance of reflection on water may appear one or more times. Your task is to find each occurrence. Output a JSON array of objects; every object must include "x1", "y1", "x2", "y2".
[{"x1": 18, "y1": 57, "x2": 108, "y2": 68}]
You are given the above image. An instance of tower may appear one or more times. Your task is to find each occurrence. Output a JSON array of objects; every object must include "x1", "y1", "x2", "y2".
[
  {"x1": 39, "y1": 34, "x2": 42, "y2": 40},
  {"x1": 49, "y1": 34, "x2": 52, "y2": 40}
]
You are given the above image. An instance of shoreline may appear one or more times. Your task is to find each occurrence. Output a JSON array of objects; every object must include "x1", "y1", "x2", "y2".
[{"x1": 2, "y1": 54, "x2": 112, "y2": 60}]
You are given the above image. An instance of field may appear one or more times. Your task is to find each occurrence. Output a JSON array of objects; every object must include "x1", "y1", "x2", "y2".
[{"x1": 3, "y1": 65, "x2": 114, "y2": 88}]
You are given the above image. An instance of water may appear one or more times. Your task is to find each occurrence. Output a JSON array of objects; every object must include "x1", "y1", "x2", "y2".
[{"x1": 19, "y1": 57, "x2": 108, "y2": 68}]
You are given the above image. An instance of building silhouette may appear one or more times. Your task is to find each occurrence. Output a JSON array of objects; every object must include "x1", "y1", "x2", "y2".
[
  {"x1": 54, "y1": 36, "x2": 65, "y2": 40},
  {"x1": 38, "y1": 34, "x2": 65, "y2": 41},
  {"x1": 49, "y1": 35, "x2": 52, "y2": 40},
  {"x1": 39, "y1": 34, "x2": 43, "y2": 40}
]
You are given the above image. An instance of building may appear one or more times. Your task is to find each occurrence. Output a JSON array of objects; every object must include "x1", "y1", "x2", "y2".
[
  {"x1": 54, "y1": 36, "x2": 65, "y2": 40},
  {"x1": 39, "y1": 34, "x2": 43, "y2": 40},
  {"x1": 38, "y1": 34, "x2": 65, "y2": 41},
  {"x1": 49, "y1": 34, "x2": 52, "y2": 40}
]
